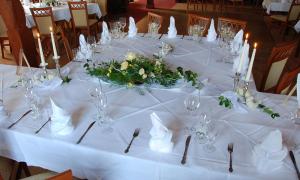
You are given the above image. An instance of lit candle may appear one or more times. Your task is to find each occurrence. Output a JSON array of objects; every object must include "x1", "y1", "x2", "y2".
[
  {"x1": 237, "y1": 33, "x2": 249, "y2": 73},
  {"x1": 37, "y1": 33, "x2": 47, "y2": 66},
  {"x1": 245, "y1": 42, "x2": 257, "y2": 82},
  {"x1": 49, "y1": 26, "x2": 59, "y2": 59}
]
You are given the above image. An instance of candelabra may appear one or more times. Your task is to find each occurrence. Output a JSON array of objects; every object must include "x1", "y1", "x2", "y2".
[
  {"x1": 240, "y1": 81, "x2": 250, "y2": 104},
  {"x1": 53, "y1": 56, "x2": 62, "y2": 79},
  {"x1": 233, "y1": 72, "x2": 241, "y2": 92},
  {"x1": 40, "y1": 62, "x2": 49, "y2": 80}
]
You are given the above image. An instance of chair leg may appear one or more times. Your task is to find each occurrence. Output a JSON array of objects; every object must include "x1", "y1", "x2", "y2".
[{"x1": 0, "y1": 40, "x2": 4, "y2": 59}]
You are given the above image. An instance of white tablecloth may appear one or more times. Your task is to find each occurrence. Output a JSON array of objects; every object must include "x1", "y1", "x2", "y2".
[
  {"x1": 1, "y1": 34, "x2": 300, "y2": 180},
  {"x1": 23, "y1": 3, "x2": 102, "y2": 28},
  {"x1": 262, "y1": 0, "x2": 291, "y2": 12},
  {"x1": 295, "y1": 20, "x2": 300, "y2": 33}
]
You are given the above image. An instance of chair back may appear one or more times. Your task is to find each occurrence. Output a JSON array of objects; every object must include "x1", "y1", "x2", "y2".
[
  {"x1": 59, "y1": 26, "x2": 73, "y2": 62},
  {"x1": 288, "y1": 0, "x2": 300, "y2": 22},
  {"x1": 187, "y1": 14, "x2": 210, "y2": 36},
  {"x1": 94, "y1": 0, "x2": 107, "y2": 17},
  {"x1": 68, "y1": 1, "x2": 89, "y2": 28},
  {"x1": 0, "y1": 16, "x2": 7, "y2": 37},
  {"x1": 276, "y1": 66, "x2": 300, "y2": 94},
  {"x1": 217, "y1": 17, "x2": 247, "y2": 35},
  {"x1": 262, "y1": 40, "x2": 298, "y2": 91},
  {"x1": 30, "y1": 7, "x2": 55, "y2": 36},
  {"x1": 147, "y1": 12, "x2": 163, "y2": 33},
  {"x1": 47, "y1": 170, "x2": 72, "y2": 180},
  {"x1": 187, "y1": 0, "x2": 207, "y2": 13}
]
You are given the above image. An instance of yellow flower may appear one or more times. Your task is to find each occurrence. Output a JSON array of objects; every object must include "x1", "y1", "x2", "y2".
[
  {"x1": 125, "y1": 52, "x2": 137, "y2": 61},
  {"x1": 121, "y1": 61, "x2": 129, "y2": 70},
  {"x1": 150, "y1": 72, "x2": 155, "y2": 77},
  {"x1": 107, "y1": 73, "x2": 110, "y2": 77},
  {"x1": 127, "y1": 82, "x2": 133, "y2": 88},
  {"x1": 142, "y1": 74, "x2": 147, "y2": 79},
  {"x1": 155, "y1": 61, "x2": 161, "y2": 66},
  {"x1": 139, "y1": 68, "x2": 145, "y2": 75}
]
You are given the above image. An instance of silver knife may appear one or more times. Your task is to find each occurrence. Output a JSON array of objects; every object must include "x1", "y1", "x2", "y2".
[
  {"x1": 181, "y1": 135, "x2": 192, "y2": 164},
  {"x1": 76, "y1": 121, "x2": 96, "y2": 144},
  {"x1": 290, "y1": 150, "x2": 300, "y2": 180},
  {"x1": 35, "y1": 117, "x2": 51, "y2": 134},
  {"x1": 158, "y1": 34, "x2": 164, "y2": 40},
  {"x1": 8, "y1": 110, "x2": 32, "y2": 129}
]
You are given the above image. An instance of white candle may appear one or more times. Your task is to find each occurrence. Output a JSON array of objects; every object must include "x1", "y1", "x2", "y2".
[
  {"x1": 37, "y1": 33, "x2": 47, "y2": 66},
  {"x1": 237, "y1": 33, "x2": 249, "y2": 73},
  {"x1": 245, "y1": 43, "x2": 257, "y2": 82},
  {"x1": 49, "y1": 27, "x2": 59, "y2": 59}
]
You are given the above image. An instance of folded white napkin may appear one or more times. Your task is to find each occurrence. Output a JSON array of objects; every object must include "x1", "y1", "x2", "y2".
[
  {"x1": 252, "y1": 130, "x2": 287, "y2": 173},
  {"x1": 149, "y1": 112, "x2": 174, "y2": 153},
  {"x1": 128, "y1": 17, "x2": 138, "y2": 38},
  {"x1": 100, "y1": 21, "x2": 111, "y2": 45},
  {"x1": 233, "y1": 43, "x2": 250, "y2": 75},
  {"x1": 231, "y1": 29, "x2": 244, "y2": 54},
  {"x1": 221, "y1": 91, "x2": 248, "y2": 113},
  {"x1": 266, "y1": 4, "x2": 271, "y2": 14},
  {"x1": 207, "y1": 19, "x2": 217, "y2": 42},
  {"x1": 77, "y1": 34, "x2": 92, "y2": 60},
  {"x1": 50, "y1": 98, "x2": 74, "y2": 136},
  {"x1": 295, "y1": 21, "x2": 300, "y2": 33},
  {"x1": 167, "y1": 16, "x2": 177, "y2": 39},
  {"x1": 297, "y1": 74, "x2": 300, "y2": 108}
]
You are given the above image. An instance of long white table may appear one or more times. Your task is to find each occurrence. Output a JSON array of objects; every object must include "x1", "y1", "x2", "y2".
[
  {"x1": 1, "y1": 35, "x2": 300, "y2": 180},
  {"x1": 23, "y1": 3, "x2": 102, "y2": 28},
  {"x1": 262, "y1": 0, "x2": 291, "y2": 12}
]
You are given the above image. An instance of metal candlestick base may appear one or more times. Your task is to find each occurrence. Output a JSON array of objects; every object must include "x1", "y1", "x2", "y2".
[
  {"x1": 233, "y1": 72, "x2": 241, "y2": 92},
  {"x1": 40, "y1": 63, "x2": 49, "y2": 80},
  {"x1": 239, "y1": 81, "x2": 250, "y2": 104}
]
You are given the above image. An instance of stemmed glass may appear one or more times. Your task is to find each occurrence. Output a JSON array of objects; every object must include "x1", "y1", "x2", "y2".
[
  {"x1": 119, "y1": 17, "x2": 127, "y2": 37},
  {"x1": 184, "y1": 94, "x2": 201, "y2": 116},
  {"x1": 148, "y1": 21, "x2": 160, "y2": 38},
  {"x1": 87, "y1": 36, "x2": 96, "y2": 49},
  {"x1": 24, "y1": 79, "x2": 41, "y2": 120},
  {"x1": 203, "y1": 127, "x2": 218, "y2": 153}
]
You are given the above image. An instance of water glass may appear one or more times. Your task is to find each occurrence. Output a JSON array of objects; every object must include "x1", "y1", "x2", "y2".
[
  {"x1": 119, "y1": 17, "x2": 126, "y2": 35},
  {"x1": 24, "y1": 79, "x2": 41, "y2": 120},
  {"x1": 203, "y1": 129, "x2": 218, "y2": 153},
  {"x1": 184, "y1": 94, "x2": 200, "y2": 115},
  {"x1": 148, "y1": 22, "x2": 160, "y2": 38},
  {"x1": 87, "y1": 36, "x2": 96, "y2": 49}
]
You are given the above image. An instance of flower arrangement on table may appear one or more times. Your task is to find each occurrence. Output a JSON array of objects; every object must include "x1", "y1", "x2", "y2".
[
  {"x1": 44, "y1": 0, "x2": 60, "y2": 6},
  {"x1": 218, "y1": 88, "x2": 280, "y2": 119},
  {"x1": 84, "y1": 52, "x2": 200, "y2": 91}
]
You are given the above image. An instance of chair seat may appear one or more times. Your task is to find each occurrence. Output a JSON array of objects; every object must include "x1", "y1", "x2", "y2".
[
  {"x1": 270, "y1": 15, "x2": 287, "y2": 22},
  {"x1": 21, "y1": 172, "x2": 57, "y2": 180},
  {"x1": 88, "y1": 19, "x2": 98, "y2": 27}
]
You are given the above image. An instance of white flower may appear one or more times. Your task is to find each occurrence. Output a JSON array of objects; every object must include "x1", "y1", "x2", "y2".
[
  {"x1": 150, "y1": 72, "x2": 155, "y2": 77},
  {"x1": 121, "y1": 61, "x2": 129, "y2": 70},
  {"x1": 125, "y1": 52, "x2": 137, "y2": 61},
  {"x1": 139, "y1": 68, "x2": 145, "y2": 75},
  {"x1": 142, "y1": 74, "x2": 147, "y2": 79},
  {"x1": 155, "y1": 61, "x2": 161, "y2": 66}
]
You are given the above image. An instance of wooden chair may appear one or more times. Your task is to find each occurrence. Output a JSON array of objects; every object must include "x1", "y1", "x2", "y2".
[
  {"x1": 94, "y1": 0, "x2": 108, "y2": 17},
  {"x1": 59, "y1": 26, "x2": 73, "y2": 62},
  {"x1": 275, "y1": 66, "x2": 300, "y2": 94},
  {"x1": 187, "y1": 14, "x2": 210, "y2": 36},
  {"x1": 0, "y1": 15, "x2": 10, "y2": 59},
  {"x1": 30, "y1": 7, "x2": 57, "y2": 36},
  {"x1": 21, "y1": 170, "x2": 72, "y2": 180},
  {"x1": 270, "y1": 0, "x2": 300, "y2": 35},
  {"x1": 68, "y1": 1, "x2": 99, "y2": 37},
  {"x1": 147, "y1": 12, "x2": 163, "y2": 33},
  {"x1": 228, "y1": 0, "x2": 244, "y2": 7},
  {"x1": 217, "y1": 17, "x2": 247, "y2": 35},
  {"x1": 187, "y1": 0, "x2": 207, "y2": 13},
  {"x1": 260, "y1": 40, "x2": 298, "y2": 92}
]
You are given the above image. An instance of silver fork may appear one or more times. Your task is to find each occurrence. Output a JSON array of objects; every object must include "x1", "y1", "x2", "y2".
[
  {"x1": 228, "y1": 143, "x2": 234, "y2": 173},
  {"x1": 124, "y1": 128, "x2": 140, "y2": 153}
]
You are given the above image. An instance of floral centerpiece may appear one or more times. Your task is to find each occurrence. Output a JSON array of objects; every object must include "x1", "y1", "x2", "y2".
[
  {"x1": 84, "y1": 52, "x2": 199, "y2": 90},
  {"x1": 44, "y1": 0, "x2": 59, "y2": 6}
]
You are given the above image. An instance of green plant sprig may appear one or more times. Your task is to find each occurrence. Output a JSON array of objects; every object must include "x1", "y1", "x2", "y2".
[
  {"x1": 218, "y1": 96, "x2": 233, "y2": 109},
  {"x1": 257, "y1": 104, "x2": 280, "y2": 119}
]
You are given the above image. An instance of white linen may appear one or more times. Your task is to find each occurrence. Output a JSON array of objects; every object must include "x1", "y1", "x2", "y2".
[
  {"x1": 252, "y1": 130, "x2": 288, "y2": 173},
  {"x1": 231, "y1": 29, "x2": 244, "y2": 54},
  {"x1": 167, "y1": 16, "x2": 177, "y2": 39},
  {"x1": 0, "y1": 36, "x2": 300, "y2": 180},
  {"x1": 149, "y1": 112, "x2": 174, "y2": 153},
  {"x1": 295, "y1": 21, "x2": 300, "y2": 33},
  {"x1": 100, "y1": 21, "x2": 111, "y2": 45},
  {"x1": 34, "y1": 76, "x2": 63, "y2": 92},
  {"x1": 262, "y1": 0, "x2": 291, "y2": 12},
  {"x1": 128, "y1": 17, "x2": 138, "y2": 38},
  {"x1": 233, "y1": 43, "x2": 250, "y2": 75},
  {"x1": 77, "y1": 34, "x2": 92, "y2": 60},
  {"x1": 0, "y1": 102, "x2": 8, "y2": 121},
  {"x1": 221, "y1": 91, "x2": 247, "y2": 113},
  {"x1": 23, "y1": 0, "x2": 30, "y2": 6},
  {"x1": 206, "y1": 19, "x2": 217, "y2": 42},
  {"x1": 50, "y1": 98, "x2": 74, "y2": 136},
  {"x1": 23, "y1": 3, "x2": 102, "y2": 28}
]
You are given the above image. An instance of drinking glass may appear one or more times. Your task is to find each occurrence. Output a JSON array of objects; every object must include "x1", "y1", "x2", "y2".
[
  {"x1": 119, "y1": 17, "x2": 126, "y2": 36},
  {"x1": 87, "y1": 36, "x2": 96, "y2": 49},
  {"x1": 24, "y1": 79, "x2": 41, "y2": 120},
  {"x1": 188, "y1": 25, "x2": 194, "y2": 40},
  {"x1": 148, "y1": 21, "x2": 159, "y2": 38},
  {"x1": 184, "y1": 94, "x2": 200, "y2": 115},
  {"x1": 192, "y1": 25, "x2": 200, "y2": 41},
  {"x1": 203, "y1": 129, "x2": 218, "y2": 153}
]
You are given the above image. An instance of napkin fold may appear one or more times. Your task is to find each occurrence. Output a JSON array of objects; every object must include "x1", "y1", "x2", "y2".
[
  {"x1": 295, "y1": 21, "x2": 300, "y2": 33},
  {"x1": 252, "y1": 129, "x2": 287, "y2": 173},
  {"x1": 297, "y1": 73, "x2": 300, "y2": 108},
  {"x1": 221, "y1": 91, "x2": 248, "y2": 113},
  {"x1": 207, "y1": 19, "x2": 217, "y2": 42},
  {"x1": 100, "y1": 21, "x2": 111, "y2": 45},
  {"x1": 167, "y1": 16, "x2": 177, "y2": 39},
  {"x1": 231, "y1": 29, "x2": 244, "y2": 54},
  {"x1": 34, "y1": 76, "x2": 63, "y2": 92},
  {"x1": 149, "y1": 112, "x2": 174, "y2": 153},
  {"x1": 233, "y1": 43, "x2": 250, "y2": 75},
  {"x1": 50, "y1": 98, "x2": 74, "y2": 136},
  {"x1": 128, "y1": 17, "x2": 138, "y2": 38},
  {"x1": 77, "y1": 34, "x2": 92, "y2": 60}
]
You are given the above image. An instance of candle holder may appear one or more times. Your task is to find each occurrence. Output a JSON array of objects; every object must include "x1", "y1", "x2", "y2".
[
  {"x1": 53, "y1": 56, "x2": 62, "y2": 79},
  {"x1": 233, "y1": 72, "x2": 241, "y2": 92},
  {"x1": 239, "y1": 80, "x2": 250, "y2": 104},
  {"x1": 40, "y1": 62, "x2": 49, "y2": 80}
]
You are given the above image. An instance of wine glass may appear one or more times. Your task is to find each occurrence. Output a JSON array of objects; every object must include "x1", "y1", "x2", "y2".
[
  {"x1": 203, "y1": 129, "x2": 218, "y2": 153},
  {"x1": 188, "y1": 25, "x2": 194, "y2": 40},
  {"x1": 119, "y1": 17, "x2": 126, "y2": 36},
  {"x1": 184, "y1": 94, "x2": 200, "y2": 115},
  {"x1": 24, "y1": 79, "x2": 41, "y2": 120},
  {"x1": 87, "y1": 36, "x2": 96, "y2": 49}
]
